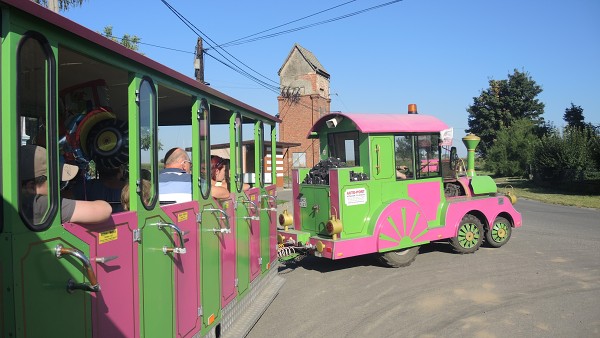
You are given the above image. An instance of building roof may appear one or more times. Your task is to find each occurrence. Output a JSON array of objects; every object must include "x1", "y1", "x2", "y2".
[
  {"x1": 309, "y1": 113, "x2": 450, "y2": 136},
  {"x1": 278, "y1": 43, "x2": 330, "y2": 78}
]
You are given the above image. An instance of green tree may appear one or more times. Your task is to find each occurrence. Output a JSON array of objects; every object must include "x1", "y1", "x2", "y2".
[
  {"x1": 140, "y1": 130, "x2": 164, "y2": 151},
  {"x1": 102, "y1": 26, "x2": 142, "y2": 54},
  {"x1": 467, "y1": 69, "x2": 545, "y2": 156},
  {"x1": 33, "y1": 0, "x2": 86, "y2": 11},
  {"x1": 484, "y1": 119, "x2": 538, "y2": 177},
  {"x1": 533, "y1": 127, "x2": 596, "y2": 180},
  {"x1": 563, "y1": 103, "x2": 585, "y2": 129}
]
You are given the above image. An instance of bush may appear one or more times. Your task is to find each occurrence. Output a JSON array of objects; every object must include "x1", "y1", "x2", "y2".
[
  {"x1": 533, "y1": 126, "x2": 599, "y2": 181},
  {"x1": 484, "y1": 120, "x2": 538, "y2": 177}
]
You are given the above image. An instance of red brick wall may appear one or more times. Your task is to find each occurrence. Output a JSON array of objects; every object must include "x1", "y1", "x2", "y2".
[{"x1": 278, "y1": 93, "x2": 330, "y2": 178}]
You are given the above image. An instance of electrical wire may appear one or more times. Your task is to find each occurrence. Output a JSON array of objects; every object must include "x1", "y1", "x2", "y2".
[
  {"x1": 210, "y1": 0, "x2": 358, "y2": 50},
  {"x1": 161, "y1": 0, "x2": 280, "y2": 93},
  {"x1": 216, "y1": 0, "x2": 403, "y2": 48}
]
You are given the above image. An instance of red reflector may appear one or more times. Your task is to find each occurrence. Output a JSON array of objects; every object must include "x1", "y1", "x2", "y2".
[{"x1": 326, "y1": 247, "x2": 332, "y2": 253}]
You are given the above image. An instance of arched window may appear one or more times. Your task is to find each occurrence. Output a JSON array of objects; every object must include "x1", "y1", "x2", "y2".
[
  {"x1": 198, "y1": 98, "x2": 211, "y2": 199},
  {"x1": 138, "y1": 77, "x2": 158, "y2": 209},
  {"x1": 17, "y1": 33, "x2": 58, "y2": 230}
]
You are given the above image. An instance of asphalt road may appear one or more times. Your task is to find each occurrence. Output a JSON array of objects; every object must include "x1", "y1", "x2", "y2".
[{"x1": 249, "y1": 194, "x2": 600, "y2": 338}]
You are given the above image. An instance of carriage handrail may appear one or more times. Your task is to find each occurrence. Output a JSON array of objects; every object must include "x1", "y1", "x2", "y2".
[
  {"x1": 241, "y1": 199, "x2": 260, "y2": 221},
  {"x1": 260, "y1": 194, "x2": 277, "y2": 212},
  {"x1": 201, "y1": 207, "x2": 231, "y2": 233},
  {"x1": 55, "y1": 244, "x2": 100, "y2": 293},
  {"x1": 153, "y1": 221, "x2": 187, "y2": 254}
]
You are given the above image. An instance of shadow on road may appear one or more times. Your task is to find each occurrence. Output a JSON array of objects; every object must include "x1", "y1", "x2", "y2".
[{"x1": 277, "y1": 241, "x2": 465, "y2": 274}]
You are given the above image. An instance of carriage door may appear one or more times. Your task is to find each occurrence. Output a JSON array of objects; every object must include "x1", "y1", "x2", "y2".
[
  {"x1": 136, "y1": 78, "x2": 176, "y2": 338},
  {"x1": 9, "y1": 34, "x2": 94, "y2": 338}
]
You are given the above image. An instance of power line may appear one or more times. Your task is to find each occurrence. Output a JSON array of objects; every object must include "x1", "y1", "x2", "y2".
[
  {"x1": 211, "y1": 0, "x2": 358, "y2": 50},
  {"x1": 161, "y1": 0, "x2": 280, "y2": 93},
  {"x1": 214, "y1": 0, "x2": 403, "y2": 49}
]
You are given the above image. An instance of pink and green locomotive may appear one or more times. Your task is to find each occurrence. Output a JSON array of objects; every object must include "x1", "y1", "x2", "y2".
[{"x1": 278, "y1": 105, "x2": 522, "y2": 267}]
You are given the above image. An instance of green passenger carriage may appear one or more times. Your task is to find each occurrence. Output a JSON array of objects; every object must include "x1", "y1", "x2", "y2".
[{"x1": 0, "y1": 1, "x2": 282, "y2": 337}]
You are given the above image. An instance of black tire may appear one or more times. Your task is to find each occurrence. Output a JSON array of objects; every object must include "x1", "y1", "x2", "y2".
[
  {"x1": 450, "y1": 214, "x2": 483, "y2": 254},
  {"x1": 485, "y1": 216, "x2": 512, "y2": 248},
  {"x1": 377, "y1": 246, "x2": 419, "y2": 268}
]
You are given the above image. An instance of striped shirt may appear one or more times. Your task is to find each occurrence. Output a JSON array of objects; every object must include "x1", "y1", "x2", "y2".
[{"x1": 158, "y1": 168, "x2": 192, "y2": 203}]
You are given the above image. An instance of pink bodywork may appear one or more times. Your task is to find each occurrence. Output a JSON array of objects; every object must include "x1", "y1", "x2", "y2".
[
  {"x1": 161, "y1": 201, "x2": 202, "y2": 338},
  {"x1": 64, "y1": 212, "x2": 140, "y2": 338},
  {"x1": 283, "y1": 170, "x2": 522, "y2": 260},
  {"x1": 309, "y1": 113, "x2": 449, "y2": 136}
]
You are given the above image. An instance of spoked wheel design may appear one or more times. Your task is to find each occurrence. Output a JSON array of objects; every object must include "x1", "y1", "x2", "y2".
[
  {"x1": 450, "y1": 214, "x2": 483, "y2": 254},
  {"x1": 485, "y1": 216, "x2": 512, "y2": 248},
  {"x1": 375, "y1": 200, "x2": 428, "y2": 268}
]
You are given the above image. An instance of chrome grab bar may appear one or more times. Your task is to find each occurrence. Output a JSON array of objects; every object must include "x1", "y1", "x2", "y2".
[
  {"x1": 260, "y1": 194, "x2": 277, "y2": 212},
  {"x1": 200, "y1": 208, "x2": 231, "y2": 233},
  {"x1": 153, "y1": 221, "x2": 187, "y2": 254},
  {"x1": 55, "y1": 244, "x2": 100, "y2": 293},
  {"x1": 241, "y1": 199, "x2": 260, "y2": 221}
]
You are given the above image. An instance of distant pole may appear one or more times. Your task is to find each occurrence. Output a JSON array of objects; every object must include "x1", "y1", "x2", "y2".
[
  {"x1": 48, "y1": 0, "x2": 59, "y2": 12},
  {"x1": 194, "y1": 38, "x2": 205, "y2": 83}
]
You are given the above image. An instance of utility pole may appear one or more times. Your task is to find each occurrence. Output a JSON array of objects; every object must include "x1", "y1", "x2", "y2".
[{"x1": 194, "y1": 38, "x2": 205, "y2": 84}]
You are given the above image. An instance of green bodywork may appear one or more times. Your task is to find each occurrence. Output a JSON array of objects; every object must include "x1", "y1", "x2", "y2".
[{"x1": 0, "y1": 3, "x2": 280, "y2": 337}]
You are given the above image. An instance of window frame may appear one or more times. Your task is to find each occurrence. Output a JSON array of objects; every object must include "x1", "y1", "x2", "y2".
[
  {"x1": 17, "y1": 32, "x2": 58, "y2": 231},
  {"x1": 137, "y1": 76, "x2": 158, "y2": 210}
]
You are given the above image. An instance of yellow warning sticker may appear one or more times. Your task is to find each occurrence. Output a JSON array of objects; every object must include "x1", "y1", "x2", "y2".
[
  {"x1": 177, "y1": 211, "x2": 188, "y2": 222},
  {"x1": 99, "y1": 228, "x2": 118, "y2": 244}
]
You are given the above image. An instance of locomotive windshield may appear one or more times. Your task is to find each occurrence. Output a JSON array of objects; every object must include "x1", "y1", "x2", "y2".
[
  {"x1": 395, "y1": 133, "x2": 441, "y2": 180},
  {"x1": 328, "y1": 131, "x2": 360, "y2": 166}
]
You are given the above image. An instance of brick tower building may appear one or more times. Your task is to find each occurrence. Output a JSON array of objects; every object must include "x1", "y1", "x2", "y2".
[{"x1": 278, "y1": 44, "x2": 331, "y2": 178}]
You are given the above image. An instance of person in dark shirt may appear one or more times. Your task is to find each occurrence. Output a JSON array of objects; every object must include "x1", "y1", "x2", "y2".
[{"x1": 20, "y1": 145, "x2": 112, "y2": 224}]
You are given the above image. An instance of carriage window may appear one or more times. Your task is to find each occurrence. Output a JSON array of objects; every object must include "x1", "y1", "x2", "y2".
[
  {"x1": 262, "y1": 123, "x2": 274, "y2": 187},
  {"x1": 257, "y1": 121, "x2": 264, "y2": 187},
  {"x1": 199, "y1": 99, "x2": 210, "y2": 199},
  {"x1": 415, "y1": 134, "x2": 441, "y2": 179},
  {"x1": 395, "y1": 135, "x2": 414, "y2": 180},
  {"x1": 17, "y1": 34, "x2": 58, "y2": 229},
  {"x1": 138, "y1": 78, "x2": 158, "y2": 209},
  {"x1": 328, "y1": 131, "x2": 359, "y2": 166},
  {"x1": 233, "y1": 114, "x2": 244, "y2": 193}
]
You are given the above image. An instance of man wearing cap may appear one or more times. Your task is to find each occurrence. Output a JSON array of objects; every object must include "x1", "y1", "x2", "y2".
[
  {"x1": 20, "y1": 145, "x2": 112, "y2": 224},
  {"x1": 158, "y1": 147, "x2": 193, "y2": 203}
]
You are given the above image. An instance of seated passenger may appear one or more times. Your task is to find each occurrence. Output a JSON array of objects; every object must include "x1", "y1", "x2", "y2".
[
  {"x1": 222, "y1": 158, "x2": 250, "y2": 191},
  {"x1": 74, "y1": 164, "x2": 126, "y2": 212},
  {"x1": 121, "y1": 179, "x2": 151, "y2": 211},
  {"x1": 20, "y1": 145, "x2": 112, "y2": 224},
  {"x1": 210, "y1": 155, "x2": 230, "y2": 199},
  {"x1": 158, "y1": 147, "x2": 192, "y2": 203}
]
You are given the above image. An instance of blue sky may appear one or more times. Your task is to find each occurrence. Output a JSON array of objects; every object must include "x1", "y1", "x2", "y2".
[{"x1": 62, "y1": 0, "x2": 600, "y2": 156}]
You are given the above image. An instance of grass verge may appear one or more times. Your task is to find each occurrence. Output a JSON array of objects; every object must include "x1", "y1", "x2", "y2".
[{"x1": 495, "y1": 177, "x2": 600, "y2": 209}]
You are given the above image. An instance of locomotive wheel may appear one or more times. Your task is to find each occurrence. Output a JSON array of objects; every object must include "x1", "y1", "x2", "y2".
[
  {"x1": 450, "y1": 214, "x2": 483, "y2": 254},
  {"x1": 485, "y1": 216, "x2": 512, "y2": 248},
  {"x1": 376, "y1": 246, "x2": 419, "y2": 268}
]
